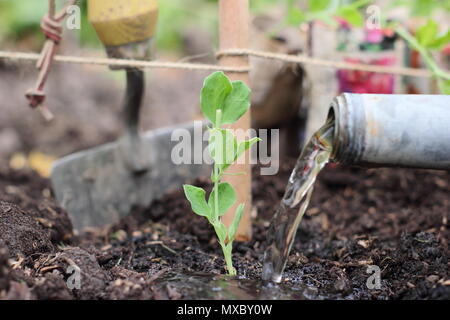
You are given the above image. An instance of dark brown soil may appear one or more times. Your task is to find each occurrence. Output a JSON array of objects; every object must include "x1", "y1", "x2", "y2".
[
  {"x1": 0, "y1": 159, "x2": 448, "y2": 300},
  {"x1": 0, "y1": 201, "x2": 53, "y2": 258},
  {"x1": 0, "y1": 243, "x2": 10, "y2": 293},
  {"x1": 0, "y1": 59, "x2": 448, "y2": 300},
  {"x1": 0, "y1": 165, "x2": 73, "y2": 244}
]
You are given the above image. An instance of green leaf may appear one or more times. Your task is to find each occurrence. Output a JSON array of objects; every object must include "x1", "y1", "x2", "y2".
[
  {"x1": 183, "y1": 185, "x2": 211, "y2": 218},
  {"x1": 438, "y1": 79, "x2": 450, "y2": 94},
  {"x1": 221, "y1": 81, "x2": 251, "y2": 125},
  {"x1": 228, "y1": 204, "x2": 244, "y2": 243},
  {"x1": 237, "y1": 137, "x2": 261, "y2": 159},
  {"x1": 213, "y1": 221, "x2": 227, "y2": 245},
  {"x1": 200, "y1": 72, "x2": 251, "y2": 127},
  {"x1": 200, "y1": 72, "x2": 233, "y2": 126},
  {"x1": 416, "y1": 20, "x2": 438, "y2": 47},
  {"x1": 313, "y1": 12, "x2": 338, "y2": 27},
  {"x1": 310, "y1": 0, "x2": 331, "y2": 12},
  {"x1": 337, "y1": 6, "x2": 364, "y2": 27},
  {"x1": 287, "y1": 7, "x2": 306, "y2": 26},
  {"x1": 208, "y1": 128, "x2": 238, "y2": 166},
  {"x1": 208, "y1": 182, "x2": 237, "y2": 217},
  {"x1": 411, "y1": 0, "x2": 439, "y2": 17},
  {"x1": 428, "y1": 30, "x2": 450, "y2": 50},
  {"x1": 348, "y1": 0, "x2": 373, "y2": 9},
  {"x1": 221, "y1": 137, "x2": 261, "y2": 172}
]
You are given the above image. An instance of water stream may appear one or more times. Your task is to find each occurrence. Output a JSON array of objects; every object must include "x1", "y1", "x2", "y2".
[{"x1": 262, "y1": 119, "x2": 335, "y2": 283}]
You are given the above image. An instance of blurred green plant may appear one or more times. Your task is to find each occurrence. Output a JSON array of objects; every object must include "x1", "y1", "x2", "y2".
[
  {"x1": 377, "y1": 0, "x2": 450, "y2": 93},
  {"x1": 0, "y1": 0, "x2": 224, "y2": 52},
  {"x1": 359, "y1": 0, "x2": 450, "y2": 94},
  {"x1": 0, "y1": 0, "x2": 100, "y2": 47},
  {"x1": 389, "y1": 0, "x2": 450, "y2": 17},
  {"x1": 156, "y1": 0, "x2": 218, "y2": 52},
  {"x1": 0, "y1": 0, "x2": 46, "y2": 42},
  {"x1": 394, "y1": 21, "x2": 450, "y2": 94},
  {"x1": 285, "y1": 0, "x2": 372, "y2": 28},
  {"x1": 282, "y1": 0, "x2": 449, "y2": 94}
]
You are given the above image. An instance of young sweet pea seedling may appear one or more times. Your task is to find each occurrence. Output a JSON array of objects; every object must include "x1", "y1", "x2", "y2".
[{"x1": 183, "y1": 71, "x2": 260, "y2": 275}]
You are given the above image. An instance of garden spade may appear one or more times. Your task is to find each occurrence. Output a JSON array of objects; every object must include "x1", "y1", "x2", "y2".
[
  {"x1": 50, "y1": 0, "x2": 210, "y2": 231},
  {"x1": 51, "y1": 69, "x2": 209, "y2": 232}
]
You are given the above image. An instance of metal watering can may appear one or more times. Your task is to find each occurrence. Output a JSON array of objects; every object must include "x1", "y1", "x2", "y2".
[{"x1": 328, "y1": 93, "x2": 450, "y2": 170}]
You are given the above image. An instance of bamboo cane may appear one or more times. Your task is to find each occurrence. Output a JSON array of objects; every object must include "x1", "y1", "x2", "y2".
[{"x1": 218, "y1": 0, "x2": 252, "y2": 242}]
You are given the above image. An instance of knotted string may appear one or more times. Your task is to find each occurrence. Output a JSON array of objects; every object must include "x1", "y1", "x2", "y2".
[{"x1": 25, "y1": 0, "x2": 76, "y2": 120}]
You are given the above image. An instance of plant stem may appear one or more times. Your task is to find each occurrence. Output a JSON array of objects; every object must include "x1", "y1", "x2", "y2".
[
  {"x1": 213, "y1": 109, "x2": 236, "y2": 275},
  {"x1": 395, "y1": 25, "x2": 450, "y2": 81},
  {"x1": 222, "y1": 244, "x2": 236, "y2": 276},
  {"x1": 214, "y1": 162, "x2": 219, "y2": 221},
  {"x1": 214, "y1": 110, "x2": 222, "y2": 221}
]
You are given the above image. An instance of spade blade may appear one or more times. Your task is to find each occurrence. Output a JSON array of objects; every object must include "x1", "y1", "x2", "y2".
[{"x1": 51, "y1": 122, "x2": 210, "y2": 232}]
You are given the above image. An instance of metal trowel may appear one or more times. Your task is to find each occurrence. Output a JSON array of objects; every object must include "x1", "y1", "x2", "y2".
[{"x1": 51, "y1": 0, "x2": 210, "y2": 231}]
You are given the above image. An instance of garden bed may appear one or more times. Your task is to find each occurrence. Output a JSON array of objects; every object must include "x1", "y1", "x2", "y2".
[
  {"x1": 0, "y1": 65, "x2": 448, "y2": 300},
  {"x1": 0, "y1": 158, "x2": 449, "y2": 300}
]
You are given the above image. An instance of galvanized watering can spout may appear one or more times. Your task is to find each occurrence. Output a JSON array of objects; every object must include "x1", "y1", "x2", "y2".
[{"x1": 328, "y1": 93, "x2": 450, "y2": 171}]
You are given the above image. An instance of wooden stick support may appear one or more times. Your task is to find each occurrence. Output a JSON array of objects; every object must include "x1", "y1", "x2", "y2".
[{"x1": 218, "y1": 0, "x2": 252, "y2": 242}]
